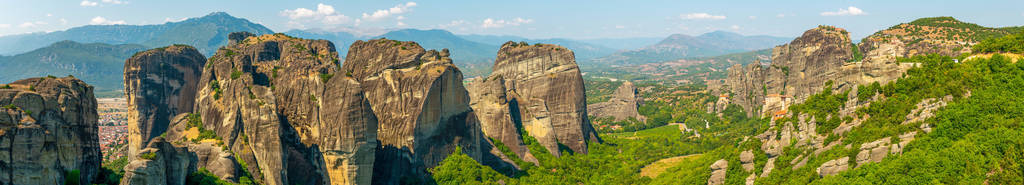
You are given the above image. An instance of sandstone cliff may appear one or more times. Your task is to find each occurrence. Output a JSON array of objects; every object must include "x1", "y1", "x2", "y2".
[
  {"x1": 123, "y1": 45, "x2": 206, "y2": 159},
  {"x1": 192, "y1": 33, "x2": 378, "y2": 185},
  {"x1": 341, "y1": 38, "x2": 483, "y2": 183},
  {"x1": 473, "y1": 41, "x2": 600, "y2": 157},
  {"x1": 587, "y1": 81, "x2": 646, "y2": 122},
  {"x1": 0, "y1": 76, "x2": 100, "y2": 185}
]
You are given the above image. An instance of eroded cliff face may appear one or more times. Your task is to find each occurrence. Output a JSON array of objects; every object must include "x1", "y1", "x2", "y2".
[
  {"x1": 123, "y1": 45, "x2": 206, "y2": 159},
  {"x1": 766, "y1": 26, "x2": 853, "y2": 102},
  {"x1": 587, "y1": 81, "x2": 646, "y2": 122},
  {"x1": 478, "y1": 42, "x2": 600, "y2": 157},
  {"x1": 0, "y1": 77, "x2": 100, "y2": 185},
  {"x1": 723, "y1": 63, "x2": 766, "y2": 117},
  {"x1": 193, "y1": 33, "x2": 377, "y2": 185},
  {"x1": 341, "y1": 38, "x2": 482, "y2": 183}
]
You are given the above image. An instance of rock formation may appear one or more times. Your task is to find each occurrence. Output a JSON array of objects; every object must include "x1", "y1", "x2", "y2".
[
  {"x1": 723, "y1": 63, "x2": 766, "y2": 116},
  {"x1": 0, "y1": 77, "x2": 101, "y2": 185},
  {"x1": 120, "y1": 138, "x2": 191, "y2": 185},
  {"x1": 816, "y1": 157, "x2": 849, "y2": 177},
  {"x1": 123, "y1": 45, "x2": 206, "y2": 159},
  {"x1": 466, "y1": 77, "x2": 536, "y2": 165},
  {"x1": 587, "y1": 81, "x2": 646, "y2": 122},
  {"x1": 191, "y1": 33, "x2": 377, "y2": 185},
  {"x1": 341, "y1": 38, "x2": 481, "y2": 183},
  {"x1": 472, "y1": 42, "x2": 599, "y2": 157},
  {"x1": 708, "y1": 159, "x2": 728, "y2": 185},
  {"x1": 740, "y1": 150, "x2": 755, "y2": 172}
]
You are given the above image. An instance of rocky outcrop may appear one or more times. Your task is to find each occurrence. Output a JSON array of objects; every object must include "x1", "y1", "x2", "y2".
[
  {"x1": 194, "y1": 33, "x2": 377, "y2": 185},
  {"x1": 816, "y1": 157, "x2": 849, "y2": 177},
  {"x1": 123, "y1": 45, "x2": 206, "y2": 159},
  {"x1": 587, "y1": 81, "x2": 646, "y2": 122},
  {"x1": 477, "y1": 42, "x2": 600, "y2": 157},
  {"x1": 740, "y1": 150, "x2": 755, "y2": 172},
  {"x1": 720, "y1": 19, "x2": 992, "y2": 118},
  {"x1": 120, "y1": 138, "x2": 191, "y2": 185},
  {"x1": 708, "y1": 159, "x2": 728, "y2": 185},
  {"x1": 766, "y1": 26, "x2": 852, "y2": 103},
  {"x1": 0, "y1": 77, "x2": 101, "y2": 185},
  {"x1": 467, "y1": 77, "x2": 535, "y2": 164},
  {"x1": 855, "y1": 138, "x2": 891, "y2": 166},
  {"x1": 724, "y1": 63, "x2": 766, "y2": 116},
  {"x1": 159, "y1": 113, "x2": 239, "y2": 182},
  {"x1": 341, "y1": 38, "x2": 481, "y2": 184}
]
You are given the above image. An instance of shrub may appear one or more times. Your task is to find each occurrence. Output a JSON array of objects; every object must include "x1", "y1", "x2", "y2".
[
  {"x1": 64, "y1": 170, "x2": 80, "y2": 185},
  {"x1": 230, "y1": 70, "x2": 242, "y2": 80},
  {"x1": 139, "y1": 152, "x2": 157, "y2": 160},
  {"x1": 319, "y1": 73, "x2": 334, "y2": 83}
]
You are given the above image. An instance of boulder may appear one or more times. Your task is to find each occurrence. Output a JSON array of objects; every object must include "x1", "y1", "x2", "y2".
[
  {"x1": 740, "y1": 150, "x2": 755, "y2": 172},
  {"x1": 708, "y1": 159, "x2": 728, "y2": 185},
  {"x1": 816, "y1": 157, "x2": 849, "y2": 177},
  {"x1": 0, "y1": 77, "x2": 101, "y2": 185}
]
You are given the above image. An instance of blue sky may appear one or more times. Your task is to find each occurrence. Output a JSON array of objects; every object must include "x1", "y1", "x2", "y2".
[{"x1": 1, "y1": 0, "x2": 1022, "y2": 39}]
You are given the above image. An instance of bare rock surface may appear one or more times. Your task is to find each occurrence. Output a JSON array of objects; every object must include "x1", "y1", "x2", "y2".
[
  {"x1": 193, "y1": 33, "x2": 377, "y2": 185},
  {"x1": 120, "y1": 138, "x2": 191, "y2": 185},
  {"x1": 816, "y1": 157, "x2": 849, "y2": 177},
  {"x1": 0, "y1": 77, "x2": 101, "y2": 185},
  {"x1": 479, "y1": 42, "x2": 601, "y2": 157},
  {"x1": 587, "y1": 81, "x2": 646, "y2": 122},
  {"x1": 342, "y1": 38, "x2": 481, "y2": 184},
  {"x1": 708, "y1": 159, "x2": 728, "y2": 185},
  {"x1": 123, "y1": 45, "x2": 206, "y2": 159}
]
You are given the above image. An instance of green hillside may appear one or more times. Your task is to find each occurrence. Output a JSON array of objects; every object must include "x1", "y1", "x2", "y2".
[
  {"x1": 0, "y1": 41, "x2": 146, "y2": 95},
  {"x1": 428, "y1": 26, "x2": 1024, "y2": 185}
]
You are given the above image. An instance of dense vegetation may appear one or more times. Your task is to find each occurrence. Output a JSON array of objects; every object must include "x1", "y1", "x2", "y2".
[
  {"x1": 432, "y1": 31, "x2": 1024, "y2": 184},
  {"x1": 972, "y1": 31, "x2": 1024, "y2": 54}
]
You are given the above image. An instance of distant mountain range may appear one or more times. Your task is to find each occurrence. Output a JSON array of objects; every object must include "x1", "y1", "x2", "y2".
[
  {"x1": 0, "y1": 41, "x2": 146, "y2": 95},
  {"x1": 592, "y1": 31, "x2": 791, "y2": 65},
  {"x1": 0, "y1": 11, "x2": 789, "y2": 93},
  {"x1": 0, "y1": 12, "x2": 273, "y2": 56}
]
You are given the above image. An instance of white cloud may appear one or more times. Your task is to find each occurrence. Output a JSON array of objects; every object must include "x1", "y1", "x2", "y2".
[
  {"x1": 46, "y1": 13, "x2": 53, "y2": 17},
  {"x1": 0, "y1": 24, "x2": 11, "y2": 28},
  {"x1": 60, "y1": 18, "x2": 68, "y2": 25},
  {"x1": 615, "y1": 25, "x2": 626, "y2": 29},
  {"x1": 18, "y1": 21, "x2": 47, "y2": 28},
  {"x1": 101, "y1": 0, "x2": 125, "y2": 4},
  {"x1": 481, "y1": 17, "x2": 533, "y2": 28},
  {"x1": 396, "y1": 22, "x2": 406, "y2": 26},
  {"x1": 89, "y1": 16, "x2": 126, "y2": 25},
  {"x1": 80, "y1": 0, "x2": 98, "y2": 6},
  {"x1": 164, "y1": 17, "x2": 187, "y2": 23},
  {"x1": 776, "y1": 13, "x2": 787, "y2": 18},
  {"x1": 748, "y1": 16, "x2": 757, "y2": 19},
  {"x1": 81, "y1": 0, "x2": 124, "y2": 7},
  {"x1": 681, "y1": 13, "x2": 726, "y2": 20},
  {"x1": 821, "y1": 6, "x2": 866, "y2": 16},
  {"x1": 361, "y1": 2, "x2": 417, "y2": 21},
  {"x1": 731, "y1": 25, "x2": 741, "y2": 30},
  {"x1": 281, "y1": 3, "x2": 352, "y2": 26}
]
